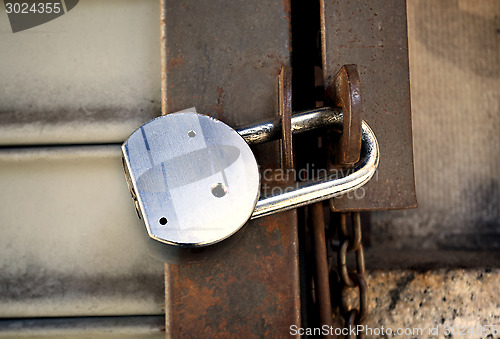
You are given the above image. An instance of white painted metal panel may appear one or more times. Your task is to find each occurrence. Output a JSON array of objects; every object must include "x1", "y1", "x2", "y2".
[
  {"x1": 0, "y1": 146, "x2": 164, "y2": 317},
  {"x1": 0, "y1": 0, "x2": 161, "y2": 145}
]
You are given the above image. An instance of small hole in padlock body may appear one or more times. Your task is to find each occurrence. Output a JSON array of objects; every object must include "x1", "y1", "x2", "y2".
[
  {"x1": 159, "y1": 217, "x2": 168, "y2": 225},
  {"x1": 211, "y1": 182, "x2": 227, "y2": 198}
]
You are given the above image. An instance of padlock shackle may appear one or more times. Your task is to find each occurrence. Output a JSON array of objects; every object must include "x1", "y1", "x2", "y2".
[
  {"x1": 250, "y1": 114, "x2": 379, "y2": 218},
  {"x1": 237, "y1": 107, "x2": 343, "y2": 145}
]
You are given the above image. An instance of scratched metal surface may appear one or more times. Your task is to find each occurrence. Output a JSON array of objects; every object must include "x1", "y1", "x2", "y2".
[
  {"x1": 163, "y1": 0, "x2": 291, "y2": 127},
  {"x1": 163, "y1": 0, "x2": 301, "y2": 336},
  {"x1": 321, "y1": 0, "x2": 417, "y2": 210}
]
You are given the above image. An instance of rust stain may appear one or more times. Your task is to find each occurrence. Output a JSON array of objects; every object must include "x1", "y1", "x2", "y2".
[
  {"x1": 282, "y1": 0, "x2": 291, "y2": 14},
  {"x1": 167, "y1": 54, "x2": 184, "y2": 72},
  {"x1": 266, "y1": 54, "x2": 288, "y2": 76},
  {"x1": 210, "y1": 86, "x2": 226, "y2": 121},
  {"x1": 282, "y1": 0, "x2": 292, "y2": 53},
  {"x1": 262, "y1": 214, "x2": 284, "y2": 247},
  {"x1": 170, "y1": 271, "x2": 222, "y2": 328},
  {"x1": 167, "y1": 210, "x2": 299, "y2": 337}
]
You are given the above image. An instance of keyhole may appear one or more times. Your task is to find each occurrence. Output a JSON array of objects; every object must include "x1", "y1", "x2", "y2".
[
  {"x1": 159, "y1": 217, "x2": 168, "y2": 225},
  {"x1": 211, "y1": 183, "x2": 227, "y2": 198},
  {"x1": 188, "y1": 130, "x2": 196, "y2": 138}
]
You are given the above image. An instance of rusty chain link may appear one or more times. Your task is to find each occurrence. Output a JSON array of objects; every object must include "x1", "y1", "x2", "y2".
[{"x1": 330, "y1": 209, "x2": 368, "y2": 338}]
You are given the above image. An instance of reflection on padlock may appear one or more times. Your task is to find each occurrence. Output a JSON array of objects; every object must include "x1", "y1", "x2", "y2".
[
  {"x1": 122, "y1": 107, "x2": 379, "y2": 248},
  {"x1": 123, "y1": 109, "x2": 260, "y2": 247}
]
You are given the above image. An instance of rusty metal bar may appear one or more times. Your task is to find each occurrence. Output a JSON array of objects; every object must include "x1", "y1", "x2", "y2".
[
  {"x1": 162, "y1": 0, "x2": 300, "y2": 337},
  {"x1": 311, "y1": 203, "x2": 333, "y2": 335}
]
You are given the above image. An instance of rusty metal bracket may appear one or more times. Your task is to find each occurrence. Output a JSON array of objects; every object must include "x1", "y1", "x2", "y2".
[
  {"x1": 327, "y1": 64, "x2": 363, "y2": 166},
  {"x1": 278, "y1": 66, "x2": 294, "y2": 170},
  {"x1": 321, "y1": 0, "x2": 416, "y2": 211}
]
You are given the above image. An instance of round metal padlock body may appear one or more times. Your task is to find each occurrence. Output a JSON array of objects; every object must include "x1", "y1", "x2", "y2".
[{"x1": 122, "y1": 113, "x2": 260, "y2": 247}]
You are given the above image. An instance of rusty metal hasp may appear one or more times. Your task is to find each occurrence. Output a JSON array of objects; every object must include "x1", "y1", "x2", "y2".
[{"x1": 122, "y1": 107, "x2": 379, "y2": 247}]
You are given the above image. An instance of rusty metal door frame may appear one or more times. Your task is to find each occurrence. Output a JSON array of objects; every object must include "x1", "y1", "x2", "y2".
[{"x1": 160, "y1": 0, "x2": 415, "y2": 336}]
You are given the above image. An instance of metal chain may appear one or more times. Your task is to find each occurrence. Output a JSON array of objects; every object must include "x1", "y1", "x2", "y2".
[{"x1": 329, "y1": 206, "x2": 368, "y2": 338}]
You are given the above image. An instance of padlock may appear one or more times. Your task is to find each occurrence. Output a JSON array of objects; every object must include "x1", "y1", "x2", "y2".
[{"x1": 122, "y1": 107, "x2": 379, "y2": 247}]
